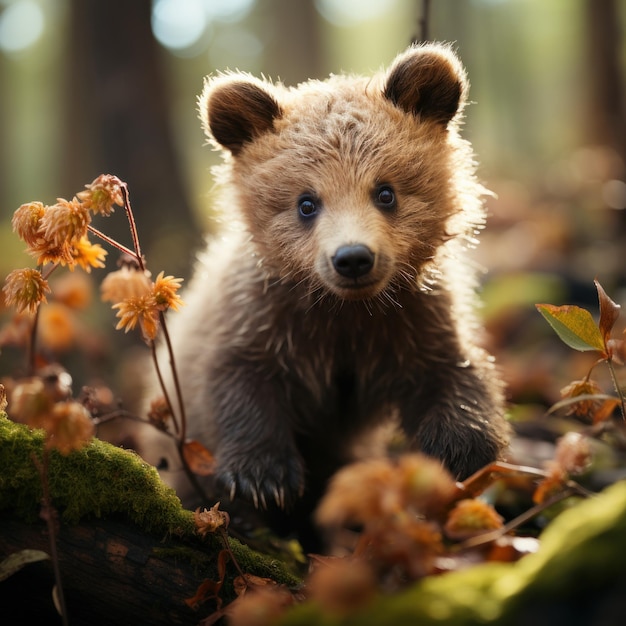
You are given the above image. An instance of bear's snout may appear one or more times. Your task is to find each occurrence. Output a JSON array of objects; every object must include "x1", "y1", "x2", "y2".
[{"x1": 332, "y1": 244, "x2": 375, "y2": 279}]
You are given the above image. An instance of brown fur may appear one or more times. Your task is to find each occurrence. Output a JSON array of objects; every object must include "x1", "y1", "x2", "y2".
[{"x1": 141, "y1": 43, "x2": 509, "y2": 547}]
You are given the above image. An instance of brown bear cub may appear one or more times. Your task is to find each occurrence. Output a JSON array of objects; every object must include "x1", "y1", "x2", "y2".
[{"x1": 147, "y1": 43, "x2": 509, "y2": 548}]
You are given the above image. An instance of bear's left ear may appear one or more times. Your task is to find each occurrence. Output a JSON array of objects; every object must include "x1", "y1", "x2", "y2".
[{"x1": 383, "y1": 43, "x2": 468, "y2": 125}]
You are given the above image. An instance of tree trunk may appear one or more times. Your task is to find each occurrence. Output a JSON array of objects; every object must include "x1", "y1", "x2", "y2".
[
  {"x1": 63, "y1": 0, "x2": 202, "y2": 278},
  {"x1": 0, "y1": 517, "x2": 221, "y2": 625},
  {"x1": 585, "y1": 0, "x2": 626, "y2": 162}
]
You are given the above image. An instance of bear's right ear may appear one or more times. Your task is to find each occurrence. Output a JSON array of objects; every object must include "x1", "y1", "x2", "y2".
[
  {"x1": 383, "y1": 43, "x2": 468, "y2": 125},
  {"x1": 200, "y1": 77, "x2": 282, "y2": 155}
]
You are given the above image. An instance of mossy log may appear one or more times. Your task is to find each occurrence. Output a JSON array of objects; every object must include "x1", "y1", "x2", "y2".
[
  {"x1": 4, "y1": 412, "x2": 626, "y2": 626},
  {"x1": 0, "y1": 415, "x2": 300, "y2": 625}
]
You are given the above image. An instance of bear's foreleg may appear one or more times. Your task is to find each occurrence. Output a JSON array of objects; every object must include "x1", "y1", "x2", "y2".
[
  {"x1": 400, "y1": 362, "x2": 509, "y2": 480},
  {"x1": 211, "y1": 369, "x2": 305, "y2": 509}
]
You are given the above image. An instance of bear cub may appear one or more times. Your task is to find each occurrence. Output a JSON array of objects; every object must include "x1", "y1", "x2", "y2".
[{"x1": 146, "y1": 43, "x2": 509, "y2": 545}]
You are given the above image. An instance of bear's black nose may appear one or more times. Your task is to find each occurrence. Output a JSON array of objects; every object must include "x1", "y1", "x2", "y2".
[{"x1": 332, "y1": 244, "x2": 375, "y2": 279}]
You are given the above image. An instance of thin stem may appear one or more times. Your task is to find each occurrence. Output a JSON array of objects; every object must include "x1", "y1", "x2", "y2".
[
  {"x1": 28, "y1": 263, "x2": 61, "y2": 375},
  {"x1": 28, "y1": 305, "x2": 40, "y2": 376},
  {"x1": 218, "y1": 527, "x2": 248, "y2": 585},
  {"x1": 34, "y1": 449, "x2": 69, "y2": 626},
  {"x1": 158, "y1": 312, "x2": 187, "y2": 443},
  {"x1": 457, "y1": 461, "x2": 550, "y2": 500},
  {"x1": 149, "y1": 340, "x2": 180, "y2": 435},
  {"x1": 606, "y1": 357, "x2": 626, "y2": 421},
  {"x1": 152, "y1": 312, "x2": 209, "y2": 502},
  {"x1": 87, "y1": 225, "x2": 139, "y2": 263},
  {"x1": 119, "y1": 182, "x2": 145, "y2": 272}
]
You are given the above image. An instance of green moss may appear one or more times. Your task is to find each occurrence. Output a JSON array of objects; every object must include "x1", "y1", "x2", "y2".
[
  {"x1": 278, "y1": 481, "x2": 626, "y2": 625},
  {"x1": 0, "y1": 412, "x2": 301, "y2": 588},
  {"x1": 0, "y1": 413, "x2": 187, "y2": 534}
]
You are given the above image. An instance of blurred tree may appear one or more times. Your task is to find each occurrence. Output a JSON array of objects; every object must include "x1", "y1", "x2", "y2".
[
  {"x1": 585, "y1": 0, "x2": 626, "y2": 167},
  {"x1": 261, "y1": 0, "x2": 322, "y2": 84},
  {"x1": 63, "y1": 0, "x2": 202, "y2": 279}
]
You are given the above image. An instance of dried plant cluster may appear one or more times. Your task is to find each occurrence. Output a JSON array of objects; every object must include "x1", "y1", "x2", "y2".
[{"x1": 2, "y1": 175, "x2": 185, "y2": 451}]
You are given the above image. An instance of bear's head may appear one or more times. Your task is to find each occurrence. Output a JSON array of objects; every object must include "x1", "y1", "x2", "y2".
[{"x1": 199, "y1": 43, "x2": 483, "y2": 302}]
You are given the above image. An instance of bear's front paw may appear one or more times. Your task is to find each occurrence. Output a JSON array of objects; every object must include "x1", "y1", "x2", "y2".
[{"x1": 216, "y1": 449, "x2": 305, "y2": 510}]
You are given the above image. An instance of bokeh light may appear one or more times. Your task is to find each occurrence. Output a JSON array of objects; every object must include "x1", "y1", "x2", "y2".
[
  {"x1": 0, "y1": 0, "x2": 45, "y2": 54},
  {"x1": 151, "y1": 0, "x2": 256, "y2": 54},
  {"x1": 314, "y1": 0, "x2": 398, "y2": 27}
]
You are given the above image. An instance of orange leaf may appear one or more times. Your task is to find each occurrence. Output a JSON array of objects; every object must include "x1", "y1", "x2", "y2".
[
  {"x1": 183, "y1": 439, "x2": 216, "y2": 476},
  {"x1": 536, "y1": 303, "x2": 605, "y2": 353},
  {"x1": 233, "y1": 574, "x2": 278, "y2": 597},
  {"x1": 592, "y1": 397, "x2": 621, "y2": 424},
  {"x1": 185, "y1": 550, "x2": 230, "y2": 609},
  {"x1": 185, "y1": 579, "x2": 223, "y2": 610},
  {"x1": 595, "y1": 279, "x2": 620, "y2": 347}
]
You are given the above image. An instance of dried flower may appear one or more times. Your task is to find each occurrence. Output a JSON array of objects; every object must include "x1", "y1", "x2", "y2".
[
  {"x1": 38, "y1": 198, "x2": 91, "y2": 248},
  {"x1": 194, "y1": 502, "x2": 229, "y2": 536},
  {"x1": 315, "y1": 458, "x2": 399, "y2": 528},
  {"x1": 38, "y1": 303, "x2": 76, "y2": 352},
  {"x1": 560, "y1": 378, "x2": 604, "y2": 419},
  {"x1": 101, "y1": 266, "x2": 152, "y2": 303},
  {"x1": 46, "y1": 400, "x2": 94, "y2": 454},
  {"x1": 152, "y1": 271, "x2": 184, "y2": 311},
  {"x1": 227, "y1": 586, "x2": 293, "y2": 626},
  {"x1": 554, "y1": 431, "x2": 592, "y2": 475},
  {"x1": 77, "y1": 174, "x2": 124, "y2": 216},
  {"x1": 444, "y1": 498, "x2": 504, "y2": 541},
  {"x1": 112, "y1": 294, "x2": 160, "y2": 341},
  {"x1": 370, "y1": 517, "x2": 443, "y2": 578},
  {"x1": 9, "y1": 378, "x2": 54, "y2": 428},
  {"x1": 3, "y1": 268, "x2": 51, "y2": 314},
  {"x1": 28, "y1": 240, "x2": 75, "y2": 267},
  {"x1": 52, "y1": 272, "x2": 92, "y2": 310},
  {"x1": 397, "y1": 454, "x2": 457, "y2": 517},
  {"x1": 147, "y1": 396, "x2": 172, "y2": 430},
  {"x1": 0, "y1": 312, "x2": 32, "y2": 349},
  {"x1": 316, "y1": 453, "x2": 456, "y2": 530},
  {"x1": 12, "y1": 201, "x2": 46, "y2": 246},
  {"x1": 72, "y1": 236, "x2": 107, "y2": 272},
  {"x1": 307, "y1": 559, "x2": 376, "y2": 615}
]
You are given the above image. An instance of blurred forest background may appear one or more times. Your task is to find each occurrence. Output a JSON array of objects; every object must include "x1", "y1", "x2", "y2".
[{"x1": 0, "y1": 0, "x2": 625, "y2": 428}]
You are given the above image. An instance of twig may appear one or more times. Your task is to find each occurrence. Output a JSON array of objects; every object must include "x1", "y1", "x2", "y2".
[
  {"x1": 28, "y1": 305, "x2": 41, "y2": 376},
  {"x1": 149, "y1": 341, "x2": 180, "y2": 436},
  {"x1": 456, "y1": 461, "x2": 550, "y2": 499},
  {"x1": 87, "y1": 225, "x2": 139, "y2": 263},
  {"x1": 119, "y1": 180, "x2": 145, "y2": 272},
  {"x1": 606, "y1": 357, "x2": 626, "y2": 421},
  {"x1": 27, "y1": 263, "x2": 61, "y2": 375},
  {"x1": 33, "y1": 449, "x2": 69, "y2": 626},
  {"x1": 158, "y1": 312, "x2": 187, "y2": 440},
  {"x1": 218, "y1": 527, "x2": 248, "y2": 584}
]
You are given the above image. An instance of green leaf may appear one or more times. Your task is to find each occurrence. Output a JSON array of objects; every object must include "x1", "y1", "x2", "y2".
[{"x1": 536, "y1": 303, "x2": 605, "y2": 353}]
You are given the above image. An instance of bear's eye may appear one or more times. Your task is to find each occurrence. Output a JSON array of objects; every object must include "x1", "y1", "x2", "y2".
[
  {"x1": 297, "y1": 194, "x2": 320, "y2": 219},
  {"x1": 374, "y1": 185, "x2": 396, "y2": 209}
]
